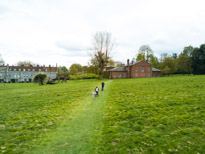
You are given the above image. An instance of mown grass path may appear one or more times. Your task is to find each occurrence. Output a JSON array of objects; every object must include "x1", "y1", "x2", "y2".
[{"x1": 34, "y1": 81, "x2": 111, "y2": 154}]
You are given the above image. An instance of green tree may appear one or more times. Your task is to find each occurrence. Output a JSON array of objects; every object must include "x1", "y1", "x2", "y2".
[
  {"x1": 136, "y1": 53, "x2": 144, "y2": 61},
  {"x1": 69, "y1": 64, "x2": 83, "y2": 75},
  {"x1": 160, "y1": 56, "x2": 177, "y2": 75},
  {"x1": 150, "y1": 54, "x2": 159, "y2": 68},
  {"x1": 192, "y1": 44, "x2": 205, "y2": 74},
  {"x1": 137, "y1": 45, "x2": 153, "y2": 62},
  {"x1": 177, "y1": 46, "x2": 193, "y2": 74},
  {"x1": 136, "y1": 46, "x2": 159, "y2": 68},
  {"x1": 58, "y1": 66, "x2": 69, "y2": 82},
  {"x1": 90, "y1": 31, "x2": 116, "y2": 79},
  {"x1": 17, "y1": 61, "x2": 35, "y2": 66},
  {"x1": 33, "y1": 73, "x2": 47, "y2": 85}
]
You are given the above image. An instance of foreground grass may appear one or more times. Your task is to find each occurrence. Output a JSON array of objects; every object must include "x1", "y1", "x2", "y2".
[
  {"x1": 0, "y1": 80, "x2": 101, "y2": 153},
  {"x1": 32, "y1": 81, "x2": 111, "y2": 154},
  {"x1": 1, "y1": 76, "x2": 205, "y2": 153},
  {"x1": 98, "y1": 75, "x2": 205, "y2": 153}
]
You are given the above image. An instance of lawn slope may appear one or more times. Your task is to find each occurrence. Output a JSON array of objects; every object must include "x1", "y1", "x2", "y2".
[
  {"x1": 98, "y1": 76, "x2": 205, "y2": 153},
  {"x1": 0, "y1": 80, "x2": 102, "y2": 153},
  {"x1": 33, "y1": 81, "x2": 111, "y2": 154}
]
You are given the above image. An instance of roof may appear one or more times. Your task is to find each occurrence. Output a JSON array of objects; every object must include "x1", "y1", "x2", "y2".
[
  {"x1": 152, "y1": 68, "x2": 161, "y2": 71},
  {"x1": 125, "y1": 60, "x2": 152, "y2": 66},
  {"x1": 107, "y1": 67, "x2": 127, "y2": 72}
]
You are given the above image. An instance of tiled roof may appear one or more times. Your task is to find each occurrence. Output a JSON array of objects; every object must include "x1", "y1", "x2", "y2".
[
  {"x1": 152, "y1": 68, "x2": 161, "y2": 71},
  {"x1": 108, "y1": 67, "x2": 127, "y2": 72},
  {"x1": 125, "y1": 60, "x2": 152, "y2": 66}
]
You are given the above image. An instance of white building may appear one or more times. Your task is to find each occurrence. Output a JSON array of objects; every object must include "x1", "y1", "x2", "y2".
[{"x1": 0, "y1": 64, "x2": 57, "y2": 83}]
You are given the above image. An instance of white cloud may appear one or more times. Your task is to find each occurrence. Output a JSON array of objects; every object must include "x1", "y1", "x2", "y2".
[{"x1": 0, "y1": 0, "x2": 205, "y2": 67}]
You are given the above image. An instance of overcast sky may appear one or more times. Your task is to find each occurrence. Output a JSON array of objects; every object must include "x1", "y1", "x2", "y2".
[{"x1": 0, "y1": 0, "x2": 205, "y2": 68}]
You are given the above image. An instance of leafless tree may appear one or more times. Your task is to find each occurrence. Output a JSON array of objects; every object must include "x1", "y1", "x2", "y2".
[
  {"x1": 0, "y1": 54, "x2": 5, "y2": 65},
  {"x1": 90, "y1": 32, "x2": 116, "y2": 79}
]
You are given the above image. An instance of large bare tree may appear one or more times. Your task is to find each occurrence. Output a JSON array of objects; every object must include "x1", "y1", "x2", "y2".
[{"x1": 90, "y1": 32, "x2": 116, "y2": 79}]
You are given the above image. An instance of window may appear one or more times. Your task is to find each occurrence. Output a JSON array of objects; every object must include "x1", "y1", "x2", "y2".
[
  {"x1": 148, "y1": 68, "x2": 150, "y2": 72},
  {"x1": 19, "y1": 69, "x2": 21, "y2": 71},
  {"x1": 113, "y1": 73, "x2": 116, "y2": 77},
  {"x1": 28, "y1": 69, "x2": 30, "y2": 72},
  {"x1": 39, "y1": 69, "x2": 41, "y2": 72},
  {"x1": 136, "y1": 68, "x2": 138, "y2": 71},
  {"x1": 147, "y1": 73, "x2": 150, "y2": 77},
  {"x1": 118, "y1": 73, "x2": 121, "y2": 77},
  {"x1": 136, "y1": 73, "x2": 138, "y2": 78},
  {"x1": 157, "y1": 74, "x2": 160, "y2": 77},
  {"x1": 9, "y1": 68, "x2": 12, "y2": 71},
  {"x1": 153, "y1": 73, "x2": 155, "y2": 77},
  {"x1": 14, "y1": 69, "x2": 16, "y2": 71},
  {"x1": 45, "y1": 69, "x2": 47, "y2": 72},
  {"x1": 141, "y1": 67, "x2": 144, "y2": 72},
  {"x1": 23, "y1": 69, "x2": 26, "y2": 72},
  {"x1": 33, "y1": 69, "x2": 35, "y2": 71},
  {"x1": 123, "y1": 73, "x2": 126, "y2": 77}
]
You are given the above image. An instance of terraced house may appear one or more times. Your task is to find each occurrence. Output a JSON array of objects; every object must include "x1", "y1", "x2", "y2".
[
  {"x1": 0, "y1": 64, "x2": 57, "y2": 83},
  {"x1": 107, "y1": 59, "x2": 163, "y2": 79}
]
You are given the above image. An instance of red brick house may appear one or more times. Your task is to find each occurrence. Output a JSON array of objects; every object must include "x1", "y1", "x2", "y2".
[{"x1": 107, "y1": 59, "x2": 163, "y2": 79}]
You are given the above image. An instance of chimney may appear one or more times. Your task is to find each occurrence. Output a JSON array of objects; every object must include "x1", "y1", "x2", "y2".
[
  {"x1": 49, "y1": 65, "x2": 51, "y2": 67},
  {"x1": 37, "y1": 65, "x2": 39, "y2": 67},
  {"x1": 127, "y1": 59, "x2": 129, "y2": 66},
  {"x1": 131, "y1": 60, "x2": 133, "y2": 65}
]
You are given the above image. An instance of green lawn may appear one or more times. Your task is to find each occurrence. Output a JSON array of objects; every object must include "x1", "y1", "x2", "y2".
[
  {"x1": 0, "y1": 76, "x2": 205, "y2": 153},
  {"x1": 99, "y1": 75, "x2": 205, "y2": 153}
]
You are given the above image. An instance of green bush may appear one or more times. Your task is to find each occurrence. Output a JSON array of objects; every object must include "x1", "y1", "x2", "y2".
[
  {"x1": 33, "y1": 73, "x2": 48, "y2": 85},
  {"x1": 70, "y1": 73, "x2": 99, "y2": 80}
]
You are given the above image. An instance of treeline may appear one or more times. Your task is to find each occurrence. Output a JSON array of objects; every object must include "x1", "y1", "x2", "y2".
[
  {"x1": 136, "y1": 43, "x2": 205, "y2": 75},
  {"x1": 57, "y1": 64, "x2": 100, "y2": 82}
]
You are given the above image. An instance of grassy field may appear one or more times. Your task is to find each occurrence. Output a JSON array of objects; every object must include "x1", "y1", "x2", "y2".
[
  {"x1": 99, "y1": 75, "x2": 205, "y2": 153},
  {"x1": 0, "y1": 75, "x2": 205, "y2": 153},
  {"x1": 0, "y1": 80, "x2": 102, "y2": 153}
]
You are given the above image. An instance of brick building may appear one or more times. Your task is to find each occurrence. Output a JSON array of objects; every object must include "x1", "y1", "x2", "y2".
[
  {"x1": 0, "y1": 64, "x2": 57, "y2": 83},
  {"x1": 107, "y1": 59, "x2": 163, "y2": 79}
]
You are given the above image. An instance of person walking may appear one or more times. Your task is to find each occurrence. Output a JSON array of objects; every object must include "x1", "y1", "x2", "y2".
[
  {"x1": 101, "y1": 82, "x2": 105, "y2": 91},
  {"x1": 95, "y1": 86, "x2": 99, "y2": 96}
]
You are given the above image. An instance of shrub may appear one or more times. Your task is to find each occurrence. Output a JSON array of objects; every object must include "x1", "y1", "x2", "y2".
[
  {"x1": 69, "y1": 73, "x2": 99, "y2": 80},
  {"x1": 33, "y1": 73, "x2": 48, "y2": 85}
]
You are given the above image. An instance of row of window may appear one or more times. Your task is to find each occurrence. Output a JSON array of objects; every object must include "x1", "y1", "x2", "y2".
[
  {"x1": 112, "y1": 73, "x2": 160, "y2": 78},
  {"x1": 8, "y1": 68, "x2": 48, "y2": 72},
  {"x1": 0, "y1": 74, "x2": 56, "y2": 78},
  {"x1": 113, "y1": 73, "x2": 126, "y2": 77},
  {"x1": 135, "y1": 67, "x2": 150, "y2": 72}
]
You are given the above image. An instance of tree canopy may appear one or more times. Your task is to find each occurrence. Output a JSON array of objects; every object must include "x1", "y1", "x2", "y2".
[
  {"x1": 192, "y1": 44, "x2": 205, "y2": 74},
  {"x1": 33, "y1": 73, "x2": 47, "y2": 85},
  {"x1": 136, "y1": 45, "x2": 159, "y2": 68}
]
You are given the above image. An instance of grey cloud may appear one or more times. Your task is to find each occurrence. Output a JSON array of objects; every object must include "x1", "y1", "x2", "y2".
[
  {"x1": 56, "y1": 41, "x2": 85, "y2": 51},
  {"x1": 56, "y1": 41, "x2": 89, "y2": 57}
]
